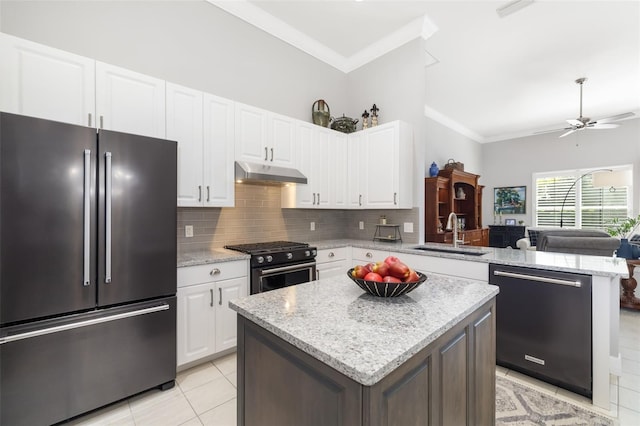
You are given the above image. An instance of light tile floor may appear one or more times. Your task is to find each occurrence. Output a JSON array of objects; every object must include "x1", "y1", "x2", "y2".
[{"x1": 65, "y1": 308, "x2": 640, "y2": 425}]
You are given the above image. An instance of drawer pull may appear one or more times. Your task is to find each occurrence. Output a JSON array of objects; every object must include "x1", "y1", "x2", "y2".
[
  {"x1": 328, "y1": 252, "x2": 335, "y2": 258},
  {"x1": 366, "y1": 252, "x2": 373, "y2": 258},
  {"x1": 210, "y1": 268, "x2": 221, "y2": 276}
]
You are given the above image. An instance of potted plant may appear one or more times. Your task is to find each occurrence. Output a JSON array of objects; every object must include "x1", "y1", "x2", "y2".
[{"x1": 606, "y1": 214, "x2": 640, "y2": 259}]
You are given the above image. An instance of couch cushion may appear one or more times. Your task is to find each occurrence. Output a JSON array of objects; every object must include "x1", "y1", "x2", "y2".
[
  {"x1": 541, "y1": 235, "x2": 619, "y2": 256},
  {"x1": 528, "y1": 229, "x2": 541, "y2": 247}
]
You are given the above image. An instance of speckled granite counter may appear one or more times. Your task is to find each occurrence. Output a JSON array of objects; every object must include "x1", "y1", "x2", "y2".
[
  {"x1": 310, "y1": 239, "x2": 628, "y2": 278},
  {"x1": 177, "y1": 248, "x2": 249, "y2": 267},
  {"x1": 230, "y1": 273, "x2": 498, "y2": 386}
]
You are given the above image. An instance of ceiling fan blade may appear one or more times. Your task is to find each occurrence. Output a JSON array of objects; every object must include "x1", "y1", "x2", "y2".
[
  {"x1": 559, "y1": 129, "x2": 577, "y2": 138},
  {"x1": 587, "y1": 123, "x2": 620, "y2": 129},
  {"x1": 593, "y1": 112, "x2": 635, "y2": 124},
  {"x1": 533, "y1": 127, "x2": 569, "y2": 135},
  {"x1": 566, "y1": 119, "x2": 582, "y2": 126}
]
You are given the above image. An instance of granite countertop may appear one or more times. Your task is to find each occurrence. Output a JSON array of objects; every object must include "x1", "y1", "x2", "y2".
[
  {"x1": 177, "y1": 248, "x2": 249, "y2": 267},
  {"x1": 230, "y1": 273, "x2": 498, "y2": 386},
  {"x1": 310, "y1": 239, "x2": 628, "y2": 278}
]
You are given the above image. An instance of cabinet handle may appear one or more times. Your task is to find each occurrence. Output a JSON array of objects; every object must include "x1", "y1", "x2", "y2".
[
  {"x1": 359, "y1": 194, "x2": 362, "y2": 206},
  {"x1": 206, "y1": 185, "x2": 210, "y2": 202},
  {"x1": 88, "y1": 113, "x2": 92, "y2": 127},
  {"x1": 100, "y1": 115, "x2": 104, "y2": 129},
  {"x1": 328, "y1": 252, "x2": 335, "y2": 258},
  {"x1": 316, "y1": 270, "x2": 320, "y2": 280},
  {"x1": 210, "y1": 268, "x2": 221, "y2": 276},
  {"x1": 210, "y1": 289, "x2": 213, "y2": 307},
  {"x1": 493, "y1": 270, "x2": 582, "y2": 287},
  {"x1": 313, "y1": 193, "x2": 316, "y2": 205},
  {"x1": 264, "y1": 147, "x2": 268, "y2": 161},
  {"x1": 366, "y1": 252, "x2": 373, "y2": 258},
  {"x1": 270, "y1": 147, "x2": 274, "y2": 162},
  {"x1": 198, "y1": 185, "x2": 202, "y2": 202},
  {"x1": 394, "y1": 192, "x2": 397, "y2": 205},
  {"x1": 219, "y1": 288, "x2": 222, "y2": 306},
  {"x1": 317, "y1": 193, "x2": 320, "y2": 204}
]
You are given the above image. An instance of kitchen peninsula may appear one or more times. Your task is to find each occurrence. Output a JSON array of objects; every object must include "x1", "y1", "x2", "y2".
[{"x1": 230, "y1": 273, "x2": 499, "y2": 425}]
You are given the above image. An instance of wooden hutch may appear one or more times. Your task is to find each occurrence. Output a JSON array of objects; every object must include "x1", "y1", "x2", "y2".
[{"x1": 425, "y1": 169, "x2": 488, "y2": 246}]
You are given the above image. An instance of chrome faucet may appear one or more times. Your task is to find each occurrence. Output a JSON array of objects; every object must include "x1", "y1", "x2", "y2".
[{"x1": 446, "y1": 212, "x2": 465, "y2": 248}]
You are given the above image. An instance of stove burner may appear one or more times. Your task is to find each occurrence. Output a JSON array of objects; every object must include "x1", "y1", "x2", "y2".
[{"x1": 225, "y1": 241, "x2": 309, "y2": 255}]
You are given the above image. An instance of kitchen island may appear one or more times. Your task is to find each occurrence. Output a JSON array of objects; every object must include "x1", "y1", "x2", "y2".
[{"x1": 230, "y1": 273, "x2": 499, "y2": 426}]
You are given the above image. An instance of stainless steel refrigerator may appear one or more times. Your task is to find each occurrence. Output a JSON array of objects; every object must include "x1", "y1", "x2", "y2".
[{"x1": 0, "y1": 112, "x2": 177, "y2": 426}]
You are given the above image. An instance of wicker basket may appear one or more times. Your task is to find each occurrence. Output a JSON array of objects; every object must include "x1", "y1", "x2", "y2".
[{"x1": 444, "y1": 158, "x2": 464, "y2": 171}]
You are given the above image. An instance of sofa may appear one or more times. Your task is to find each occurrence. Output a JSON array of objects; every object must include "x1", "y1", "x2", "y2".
[{"x1": 517, "y1": 229, "x2": 620, "y2": 257}]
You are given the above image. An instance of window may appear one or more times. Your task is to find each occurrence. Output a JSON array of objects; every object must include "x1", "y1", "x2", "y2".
[{"x1": 534, "y1": 167, "x2": 632, "y2": 229}]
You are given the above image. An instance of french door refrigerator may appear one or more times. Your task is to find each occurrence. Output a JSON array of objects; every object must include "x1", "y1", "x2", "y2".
[{"x1": 0, "y1": 112, "x2": 177, "y2": 426}]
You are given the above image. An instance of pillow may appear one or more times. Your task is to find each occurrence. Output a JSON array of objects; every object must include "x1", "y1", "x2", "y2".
[{"x1": 528, "y1": 229, "x2": 541, "y2": 247}]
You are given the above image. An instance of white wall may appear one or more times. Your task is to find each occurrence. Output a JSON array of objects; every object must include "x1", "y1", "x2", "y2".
[
  {"x1": 0, "y1": 0, "x2": 348, "y2": 121},
  {"x1": 481, "y1": 118, "x2": 640, "y2": 227}
]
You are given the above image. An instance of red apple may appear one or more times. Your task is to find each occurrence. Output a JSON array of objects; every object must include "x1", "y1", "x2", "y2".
[
  {"x1": 364, "y1": 263, "x2": 376, "y2": 273},
  {"x1": 373, "y1": 261, "x2": 390, "y2": 277},
  {"x1": 364, "y1": 272, "x2": 383, "y2": 282},
  {"x1": 383, "y1": 275, "x2": 402, "y2": 283},
  {"x1": 388, "y1": 261, "x2": 410, "y2": 279},
  {"x1": 351, "y1": 265, "x2": 368, "y2": 279},
  {"x1": 404, "y1": 269, "x2": 420, "y2": 283},
  {"x1": 384, "y1": 255, "x2": 400, "y2": 266}
]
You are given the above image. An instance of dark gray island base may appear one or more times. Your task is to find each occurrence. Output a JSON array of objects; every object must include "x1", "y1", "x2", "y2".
[{"x1": 231, "y1": 275, "x2": 498, "y2": 426}]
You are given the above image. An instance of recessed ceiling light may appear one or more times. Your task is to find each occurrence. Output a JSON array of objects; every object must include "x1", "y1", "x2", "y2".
[{"x1": 496, "y1": 0, "x2": 534, "y2": 18}]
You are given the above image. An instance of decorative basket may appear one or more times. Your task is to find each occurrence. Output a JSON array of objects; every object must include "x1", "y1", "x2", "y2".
[
  {"x1": 347, "y1": 269, "x2": 427, "y2": 297},
  {"x1": 444, "y1": 158, "x2": 464, "y2": 171}
]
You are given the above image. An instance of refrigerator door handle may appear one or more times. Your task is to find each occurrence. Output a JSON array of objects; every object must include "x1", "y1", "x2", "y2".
[
  {"x1": 0, "y1": 304, "x2": 170, "y2": 345},
  {"x1": 105, "y1": 151, "x2": 113, "y2": 283},
  {"x1": 83, "y1": 149, "x2": 91, "y2": 286}
]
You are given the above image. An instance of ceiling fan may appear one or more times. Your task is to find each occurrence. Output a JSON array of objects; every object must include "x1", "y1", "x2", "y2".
[{"x1": 536, "y1": 77, "x2": 635, "y2": 138}]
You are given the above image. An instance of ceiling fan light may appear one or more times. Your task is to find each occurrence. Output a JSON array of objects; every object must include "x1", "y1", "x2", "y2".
[{"x1": 496, "y1": 0, "x2": 534, "y2": 18}]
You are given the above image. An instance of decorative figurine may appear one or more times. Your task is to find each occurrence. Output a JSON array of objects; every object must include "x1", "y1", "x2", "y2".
[
  {"x1": 429, "y1": 162, "x2": 439, "y2": 177},
  {"x1": 370, "y1": 104, "x2": 379, "y2": 127},
  {"x1": 361, "y1": 110, "x2": 370, "y2": 129}
]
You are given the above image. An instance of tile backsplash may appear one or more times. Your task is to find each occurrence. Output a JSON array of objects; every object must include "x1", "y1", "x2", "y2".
[{"x1": 177, "y1": 184, "x2": 419, "y2": 256}]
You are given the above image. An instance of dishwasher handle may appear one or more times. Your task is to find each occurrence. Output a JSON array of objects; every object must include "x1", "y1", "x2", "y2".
[{"x1": 493, "y1": 270, "x2": 582, "y2": 287}]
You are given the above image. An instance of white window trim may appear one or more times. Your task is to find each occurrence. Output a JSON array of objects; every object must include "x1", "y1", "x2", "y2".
[{"x1": 532, "y1": 165, "x2": 634, "y2": 229}]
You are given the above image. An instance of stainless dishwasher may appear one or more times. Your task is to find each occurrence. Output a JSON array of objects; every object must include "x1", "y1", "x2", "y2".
[{"x1": 489, "y1": 264, "x2": 592, "y2": 398}]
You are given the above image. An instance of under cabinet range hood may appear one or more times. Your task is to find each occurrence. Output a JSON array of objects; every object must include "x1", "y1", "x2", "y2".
[{"x1": 235, "y1": 161, "x2": 307, "y2": 185}]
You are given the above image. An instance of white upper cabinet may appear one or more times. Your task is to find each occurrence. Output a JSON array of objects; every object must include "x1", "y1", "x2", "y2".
[
  {"x1": 285, "y1": 121, "x2": 316, "y2": 208},
  {"x1": 167, "y1": 82, "x2": 235, "y2": 208},
  {"x1": 0, "y1": 33, "x2": 95, "y2": 126},
  {"x1": 347, "y1": 131, "x2": 364, "y2": 208},
  {"x1": 203, "y1": 93, "x2": 235, "y2": 207},
  {"x1": 235, "y1": 103, "x2": 295, "y2": 167},
  {"x1": 314, "y1": 128, "x2": 331, "y2": 207},
  {"x1": 166, "y1": 83, "x2": 204, "y2": 207},
  {"x1": 329, "y1": 132, "x2": 348, "y2": 208},
  {"x1": 359, "y1": 121, "x2": 414, "y2": 209},
  {"x1": 96, "y1": 62, "x2": 165, "y2": 138}
]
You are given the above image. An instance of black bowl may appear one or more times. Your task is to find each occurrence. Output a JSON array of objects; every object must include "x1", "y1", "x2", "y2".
[{"x1": 347, "y1": 269, "x2": 427, "y2": 297}]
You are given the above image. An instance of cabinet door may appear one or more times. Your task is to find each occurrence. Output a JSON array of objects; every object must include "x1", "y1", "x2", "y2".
[
  {"x1": 363, "y1": 124, "x2": 399, "y2": 208},
  {"x1": 166, "y1": 83, "x2": 204, "y2": 207},
  {"x1": 347, "y1": 132, "x2": 364, "y2": 209},
  {"x1": 270, "y1": 113, "x2": 295, "y2": 167},
  {"x1": 0, "y1": 33, "x2": 95, "y2": 126},
  {"x1": 330, "y1": 132, "x2": 348, "y2": 208},
  {"x1": 316, "y1": 260, "x2": 347, "y2": 280},
  {"x1": 235, "y1": 102, "x2": 268, "y2": 163},
  {"x1": 177, "y1": 283, "x2": 216, "y2": 366},
  {"x1": 293, "y1": 121, "x2": 315, "y2": 207},
  {"x1": 204, "y1": 94, "x2": 235, "y2": 207},
  {"x1": 95, "y1": 62, "x2": 165, "y2": 138},
  {"x1": 215, "y1": 276, "x2": 248, "y2": 352},
  {"x1": 315, "y1": 128, "x2": 331, "y2": 208}
]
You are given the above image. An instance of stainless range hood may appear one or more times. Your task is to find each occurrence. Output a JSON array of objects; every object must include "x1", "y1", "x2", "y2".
[{"x1": 234, "y1": 161, "x2": 307, "y2": 185}]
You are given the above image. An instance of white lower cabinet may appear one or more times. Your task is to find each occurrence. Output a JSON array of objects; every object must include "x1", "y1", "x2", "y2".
[
  {"x1": 315, "y1": 247, "x2": 348, "y2": 280},
  {"x1": 177, "y1": 260, "x2": 248, "y2": 367},
  {"x1": 388, "y1": 251, "x2": 489, "y2": 282},
  {"x1": 351, "y1": 247, "x2": 390, "y2": 264}
]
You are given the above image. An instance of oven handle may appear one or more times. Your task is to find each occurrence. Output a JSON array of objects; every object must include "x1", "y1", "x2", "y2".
[{"x1": 260, "y1": 261, "x2": 316, "y2": 276}]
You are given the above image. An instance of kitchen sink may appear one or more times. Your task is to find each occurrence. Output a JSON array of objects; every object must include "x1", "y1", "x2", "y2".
[{"x1": 412, "y1": 246, "x2": 491, "y2": 256}]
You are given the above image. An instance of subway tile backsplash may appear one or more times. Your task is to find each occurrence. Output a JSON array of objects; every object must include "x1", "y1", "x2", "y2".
[{"x1": 177, "y1": 184, "x2": 419, "y2": 256}]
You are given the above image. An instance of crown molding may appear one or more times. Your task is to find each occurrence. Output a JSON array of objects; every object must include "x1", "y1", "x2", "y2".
[
  {"x1": 207, "y1": 0, "x2": 438, "y2": 74},
  {"x1": 423, "y1": 104, "x2": 485, "y2": 143}
]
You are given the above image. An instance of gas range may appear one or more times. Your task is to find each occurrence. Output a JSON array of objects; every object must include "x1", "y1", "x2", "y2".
[
  {"x1": 225, "y1": 240, "x2": 317, "y2": 267},
  {"x1": 224, "y1": 241, "x2": 317, "y2": 294}
]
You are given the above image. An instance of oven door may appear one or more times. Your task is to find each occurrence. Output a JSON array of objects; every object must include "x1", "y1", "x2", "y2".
[{"x1": 252, "y1": 261, "x2": 316, "y2": 294}]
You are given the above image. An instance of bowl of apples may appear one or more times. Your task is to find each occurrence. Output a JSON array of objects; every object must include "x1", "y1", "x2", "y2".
[{"x1": 347, "y1": 256, "x2": 427, "y2": 297}]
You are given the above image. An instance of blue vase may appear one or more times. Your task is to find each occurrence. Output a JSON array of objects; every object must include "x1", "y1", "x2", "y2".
[
  {"x1": 617, "y1": 239, "x2": 640, "y2": 259},
  {"x1": 429, "y1": 162, "x2": 439, "y2": 177}
]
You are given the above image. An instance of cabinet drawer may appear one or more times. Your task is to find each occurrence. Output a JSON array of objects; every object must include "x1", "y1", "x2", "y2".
[
  {"x1": 351, "y1": 247, "x2": 389, "y2": 263},
  {"x1": 316, "y1": 247, "x2": 348, "y2": 264},
  {"x1": 178, "y1": 260, "x2": 248, "y2": 288}
]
